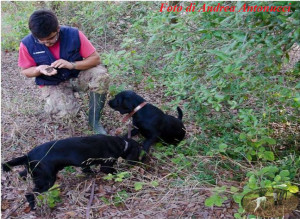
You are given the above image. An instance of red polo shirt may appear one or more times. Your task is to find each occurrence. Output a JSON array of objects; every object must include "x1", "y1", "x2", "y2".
[{"x1": 18, "y1": 31, "x2": 96, "y2": 69}]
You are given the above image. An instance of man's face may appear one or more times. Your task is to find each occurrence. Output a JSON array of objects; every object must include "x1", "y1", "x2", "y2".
[{"x1": 37, "y1": 30, "x2": 59, "y2": 47}]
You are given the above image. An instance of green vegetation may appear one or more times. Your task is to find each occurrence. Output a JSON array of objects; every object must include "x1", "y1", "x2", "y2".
[
  {"x1": 2, "y1": 1, "x2": 299, "y2": 217},
  {"x1": 37, "y1": 184, "x2": 62, "y2": 209}
]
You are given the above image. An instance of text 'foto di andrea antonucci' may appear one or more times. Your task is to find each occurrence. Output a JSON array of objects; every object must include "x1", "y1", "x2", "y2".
[{"x1": 160, "y1": 3, "x2": 293, "y2": 13}]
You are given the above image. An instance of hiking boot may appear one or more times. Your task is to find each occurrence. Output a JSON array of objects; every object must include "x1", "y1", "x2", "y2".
[{"x1": 88, "y1": 92, "x2": 107, "y2": 135}]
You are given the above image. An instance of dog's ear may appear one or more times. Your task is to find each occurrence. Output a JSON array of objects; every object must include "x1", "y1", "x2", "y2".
[
  {"x1": 124, "y1": 141, "x2": 141, "y2": 165},
  {"x1": 123, "y1": 99, "x2": 134, "y2": 111}
]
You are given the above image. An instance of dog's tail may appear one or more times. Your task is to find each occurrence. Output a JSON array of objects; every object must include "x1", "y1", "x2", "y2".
[
  {"x1": 2, "y1": 155, "x2": 27, "y2": 172},
  {"x1": 177, "y1": 107, "x2": 183, "y2": 120}
]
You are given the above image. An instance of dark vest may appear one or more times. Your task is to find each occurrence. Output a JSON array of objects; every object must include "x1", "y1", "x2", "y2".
[{"x1": 21, "y1": 26, "x2": 83, "y2": 85}]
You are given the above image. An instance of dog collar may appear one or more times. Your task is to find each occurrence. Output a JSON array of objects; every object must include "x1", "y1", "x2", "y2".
[
  {"x1": 124, "y1": 140, "x2": 129, "y2": 152},
  {"x1": 122, "y1": 102, "x2": 147, "y2": 123}
]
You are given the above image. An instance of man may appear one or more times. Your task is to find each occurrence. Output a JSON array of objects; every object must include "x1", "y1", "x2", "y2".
[{"x1": 18, "y1": 9, "x2": 109, "y2": 134}]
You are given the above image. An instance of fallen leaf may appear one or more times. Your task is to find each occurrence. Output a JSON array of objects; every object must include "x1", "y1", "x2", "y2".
[
  {"x1": 24, "y1": 206, "x2": 31, "y2": 213},
  {"x1": 138, "y1": 167, "x2": 145, "y2": 175},
  {"x1": 1, "y1": 200, "x2": 10, "y2": 211},
  {"x1": 98, "y1": 185, "x2": 105, "y2": 195},
  {"x1": 65, "y1": 211, "x2": 76, "y2": 217},
  {"x1": 167, "y1": 209, "x2": 173, "y2": 217}
]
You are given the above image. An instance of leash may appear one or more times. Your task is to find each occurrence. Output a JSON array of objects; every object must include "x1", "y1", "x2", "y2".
[{"x1": 127, "y1": 123, "x2": 132, "y2": 139}]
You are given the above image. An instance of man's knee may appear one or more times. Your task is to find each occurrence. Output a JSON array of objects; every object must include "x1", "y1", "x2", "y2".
[
  {"x1": 41, "y1": 84, "x2": 80, "y2": 118},
  {"x1": 77, "y1": 65, "x2": 110, "y2": 94},
  {"x1": 91, "y1": 70, "x2": 110, "y2": 94}
]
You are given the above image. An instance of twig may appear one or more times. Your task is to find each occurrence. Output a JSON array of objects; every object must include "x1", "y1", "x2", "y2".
[
  {"x1": 4, "y1": 199, "x2": 26, "y2": 219},
  {"x1": 221, "y1": 155, "x2": 251, "y2": 171},
  {"x1": 67, "y1": 116, "x2": 75, "y2": 137},
  {"x1": 30, "y1": 140, "x2": 59, "y2": 174},
  {"x1": 86, "y1": 179, "x2": 96, "y2": 219}
]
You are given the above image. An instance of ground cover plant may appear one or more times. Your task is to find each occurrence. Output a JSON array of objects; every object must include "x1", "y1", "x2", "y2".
[{"x1": 1, "y1": 1, "x2": 299, "y2": 218}]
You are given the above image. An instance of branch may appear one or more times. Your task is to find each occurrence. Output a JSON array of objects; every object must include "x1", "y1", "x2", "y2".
[
  {"x1": 86, "y1": 179, "x2": 96, "y2": 219},
  {"x1": 4, "y1": 200, "x2": 26, "y2": 219}
]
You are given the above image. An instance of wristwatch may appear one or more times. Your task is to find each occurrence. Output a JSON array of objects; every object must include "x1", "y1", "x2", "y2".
[{"x1": 71, "y1": 62, "x2": 76, "y2": 70}]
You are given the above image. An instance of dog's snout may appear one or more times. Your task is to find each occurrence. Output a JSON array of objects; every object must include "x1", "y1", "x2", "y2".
[{"x1": 108, "y1": 99, "x2": 114, "y2": 107}]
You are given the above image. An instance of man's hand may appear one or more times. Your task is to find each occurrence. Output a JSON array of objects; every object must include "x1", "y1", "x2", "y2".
[
  {"x1": 51, "y1": 59, "x2": 74, "y2": 70},
  {"x1": 36, "y1": 65, "x2": 57, "y2": 76}
]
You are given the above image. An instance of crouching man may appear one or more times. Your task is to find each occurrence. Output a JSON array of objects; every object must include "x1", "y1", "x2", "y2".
[{"x1": 18, "y1": 9, "x2": 109, "y2": 134}]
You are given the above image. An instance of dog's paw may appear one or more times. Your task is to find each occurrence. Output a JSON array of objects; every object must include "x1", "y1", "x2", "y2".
[
  {"x1": 81, "y1": 167, "x2": 95, "y2": 174},
  {"x1": 2, "y1": 163, "x2": 11, "y2": 172},
  {"x1": 101, "y1": 166, "x2": 116, "y2": 174},
  {"x1": 139, "y1": 150, "x2": 151, "y2": 163},
  {"x1": 30, "y1": 205, "x2": 37, "y2": 211},
  {"x1": 19, "y1": 169, "x2": 28, "y2": 180}
]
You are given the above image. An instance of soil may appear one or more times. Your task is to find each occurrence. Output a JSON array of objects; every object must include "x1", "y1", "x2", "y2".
[{"x1": 1, "y1": 51, "x2": 299, "y2": 218}]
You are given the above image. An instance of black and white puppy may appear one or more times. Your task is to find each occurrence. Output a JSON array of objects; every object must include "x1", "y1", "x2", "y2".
[
  {"x1": 2, "y1": 134, "x2": 141, "y2": 210},
  {"x1": 108, "y1": 90, "x2": 186, "y2": 153}
]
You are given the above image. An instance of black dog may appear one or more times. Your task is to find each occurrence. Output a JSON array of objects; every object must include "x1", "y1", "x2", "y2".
[
  {"x1": 108, "y1": 90, "x2": 186, "y2": 153},
  {"x1": 2, "y1": 134, "x2": 141, "y2": 210}
]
